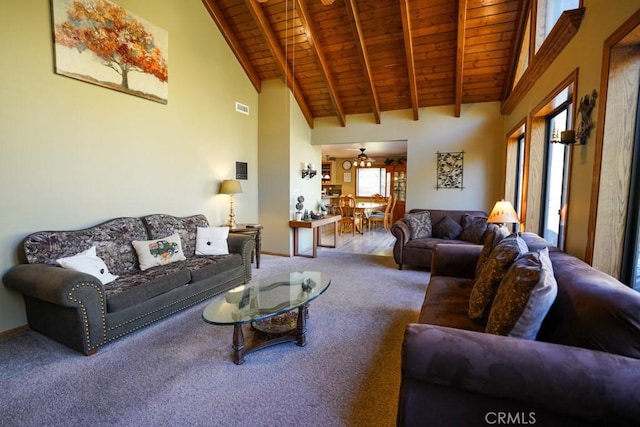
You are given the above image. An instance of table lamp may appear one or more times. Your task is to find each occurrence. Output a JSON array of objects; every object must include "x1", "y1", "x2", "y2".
[
  {"x1": 487, "y1": 199, "x2": 520, "y2": 227},
  {"x1": 219, "y1": 179, "x2": 243, "y2": 228}
]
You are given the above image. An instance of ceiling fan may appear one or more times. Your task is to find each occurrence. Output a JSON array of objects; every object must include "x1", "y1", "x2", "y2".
[{"x1": 355, "y1": 148, "x2": 372, "y2": 168}]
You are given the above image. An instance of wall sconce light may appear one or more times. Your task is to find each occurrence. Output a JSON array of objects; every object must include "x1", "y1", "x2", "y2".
[
  {"x1": 550, "y1": 90, "x2": 598, "y2": 146},
  {"x1": 301, "y1": 163, "x2": 317, "y2": 179},
  {"x1": 552, "y1": 127, "x2": 582, "y2": 145},
  {"x1": 576, "y1": 89, "x2": 598, "y2": 144}
]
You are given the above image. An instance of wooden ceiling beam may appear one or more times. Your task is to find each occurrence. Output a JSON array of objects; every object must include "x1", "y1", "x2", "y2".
[
  {"x1": 455, "y1": 0, "x2": 468, "y2": 117},
  {"x1": 344, "y1": 0, "x2": 381, "y2": 124},
  {"x1": 244, "y1": 0, "x2": 315, "y2": 128},
  {"x1": 201, "y1": 0, "x2": 261, "y2": 92},
  {"x1": 294, "y1": 0, "x2": 346, "y2": 127},
  {"x1": 399, "y1": 0, "x2": 419, "y2": 121}
]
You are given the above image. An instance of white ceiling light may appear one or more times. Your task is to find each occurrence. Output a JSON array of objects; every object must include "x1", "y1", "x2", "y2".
[{"x1": 355, "y1": 148, "x2": 372, "y2": 168}]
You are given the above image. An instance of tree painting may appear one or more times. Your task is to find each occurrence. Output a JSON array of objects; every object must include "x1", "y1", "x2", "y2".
[{"x1": 52, "y1": 0, "x2": 168, "y2": 104}]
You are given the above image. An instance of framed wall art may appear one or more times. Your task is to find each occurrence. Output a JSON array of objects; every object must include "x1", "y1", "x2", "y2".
[
  {"x1": 436, "y1": 151, "x2": 465, "y2": 190},
  {"x1": 52, "y1": 0, "x2": 169, "y2": 104}
]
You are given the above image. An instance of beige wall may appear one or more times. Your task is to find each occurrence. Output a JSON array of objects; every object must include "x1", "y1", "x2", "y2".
[
  {"x1": 504, "y1": 0, "x2": 640, "y2": 258},
  {"x1": 312, "y1": 103, "x2": 506, "y2": 215},
  {"x1": 258, "y1": 79, "x2": 319, "y2": 256},
  {"x1": 0, "y1": 0, "x2": 259, "y2": 333}
]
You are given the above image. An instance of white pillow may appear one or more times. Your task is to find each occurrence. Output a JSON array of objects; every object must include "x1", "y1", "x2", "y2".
[
  {"x1": 195, "y1": 226, "x2": 229, "y2": 256},
  {"x1": 56, "y1": 246, "x2": 119, "y2": 285},
  {"x1": 132, "y1": 232, "x2": 186, "y2": 271}
]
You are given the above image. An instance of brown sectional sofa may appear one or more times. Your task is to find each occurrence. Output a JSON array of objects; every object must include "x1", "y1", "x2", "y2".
[
  {"x1": 397, "y1": 232, "x2": 640, "y2": 426},
  {"x1": 3, "y1": 214, "x2": 255, "y2": 355},
  {"x1": 390, "y1": 209, "x2": 488, "y2": 270}
]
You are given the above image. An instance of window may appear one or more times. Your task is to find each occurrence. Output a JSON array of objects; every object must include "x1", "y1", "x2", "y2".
[
  {"x1": 535, "y1": 0, "x2": 581, "y2": 53},
  {"x1": 621, "y1": 85, "x2": 640, "y2": 290},
  {"x1": 511, "y1": 0, "x2": 582, "y2": 89},
  {"x1": 513, "y1": 11, "x2": 531, "y2": 88},
  {"x1": 514, "y1": 133, "x2": 526, "y2": 216},
  {"x1": 356, "y1": 167, "x2": 387, "y2": 198},
  {"x1": 541, "y1": 105, "x2": 571, "y2": 249}
]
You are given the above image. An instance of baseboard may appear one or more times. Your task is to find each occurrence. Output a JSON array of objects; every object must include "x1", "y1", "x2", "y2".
[
  {"x1": 260, "y1": 251, "x2": 290, "y2": 257},
  {"x1": 0, "y1": 324, "x2": 30, "y2": 341}
]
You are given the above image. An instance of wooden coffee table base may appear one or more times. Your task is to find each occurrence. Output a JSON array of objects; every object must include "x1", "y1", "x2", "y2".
[{"x1": 231, "y1": 304, "x2": 308, "y2": 365}]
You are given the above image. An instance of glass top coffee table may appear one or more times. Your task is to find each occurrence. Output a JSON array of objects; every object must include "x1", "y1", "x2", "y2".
[{"x1": 202, "y1": 271, "x2": 331, "y2": 364}]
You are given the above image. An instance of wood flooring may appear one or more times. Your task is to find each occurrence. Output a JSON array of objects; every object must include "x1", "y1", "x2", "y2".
[{"x1": 320, "y1": 224, "x2": 395, "y2": 257}]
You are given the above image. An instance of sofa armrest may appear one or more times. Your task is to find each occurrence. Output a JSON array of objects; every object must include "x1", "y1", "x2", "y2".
[
  {"x1": 399, "y1": 324, "x2": 640, "y2": 426},
  {"x1": 391, "y1": 219, "x2": 410, "y2": 245},
  {"x1": 3, "y1": 263, "x2": 105, "y2": 307},
  {"x1": 227, "y1": 234, "x2": 255, "y2": 282},
  {"x1": 3, "y1": 264, "x2": 109, "y2": 354},
  {"x1": 391, "y1": 220, "x2": 410, "y2": 269},
  {"x1": 430, "y1": 243, "x2": 481, "y2": 278}
]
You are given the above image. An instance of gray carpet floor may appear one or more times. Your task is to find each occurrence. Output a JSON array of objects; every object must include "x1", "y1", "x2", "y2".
[{"x1": 0, "y1": 250, "x2": 429, "y2": 427}]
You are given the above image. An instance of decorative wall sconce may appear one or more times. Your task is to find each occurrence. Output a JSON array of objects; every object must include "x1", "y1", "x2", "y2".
[
  {"x1": 551, "y1": 127, "x2": 580, "y2": 145},
  {"x1": 301, "y1": 163, "x2": 317, "y2": 179},
  {"x1": 552, "y1": 90, "x2": 598, "y2": 145},
  {"x1": 576, "y1": 89, "x2": 598, "y2": 144}
]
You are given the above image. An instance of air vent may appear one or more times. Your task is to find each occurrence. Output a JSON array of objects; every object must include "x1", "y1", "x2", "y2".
[{"x1": 235, "y1": 102, "x2": 249, "y2": 115}]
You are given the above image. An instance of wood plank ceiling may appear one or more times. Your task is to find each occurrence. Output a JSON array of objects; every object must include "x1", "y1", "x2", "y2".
[{"x1": 202, "y1": 0, "x2": 524, "y2": 127}]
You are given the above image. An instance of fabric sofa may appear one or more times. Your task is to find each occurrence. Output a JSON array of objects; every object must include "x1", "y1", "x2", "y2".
[
  {"x1": 390, "y1": 209, "x2": 488, "y2": 270},
  {"x1": 3, "y1": 214, "x2": 255, "y2": 355},
  {"x1": 398, "y1": 232, "x2": 640, "y2": 426}
]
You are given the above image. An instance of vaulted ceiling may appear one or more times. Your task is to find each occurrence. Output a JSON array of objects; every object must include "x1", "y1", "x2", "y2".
[{"x1": 202, "y1": 0, "x2": 525, "y2": 128}]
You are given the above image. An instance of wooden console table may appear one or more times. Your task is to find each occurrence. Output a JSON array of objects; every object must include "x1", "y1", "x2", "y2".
[{"x1": 289, "y1": 215, "x2": 341, "y2": 258}]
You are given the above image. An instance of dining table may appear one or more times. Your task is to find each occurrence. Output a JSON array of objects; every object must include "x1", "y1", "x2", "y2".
[{"x1": 354, "y1": 201, "x2": 387, "y2": 232}]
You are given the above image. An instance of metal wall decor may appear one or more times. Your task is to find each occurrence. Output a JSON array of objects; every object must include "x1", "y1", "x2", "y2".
[{"x1": 436, "y1": 151, "x2": 465, "y2": 190}]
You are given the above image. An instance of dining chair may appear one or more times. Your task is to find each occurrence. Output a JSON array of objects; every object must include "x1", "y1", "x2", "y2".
[
  {"x1": 368, "y1": 195, "x2": 392, "y2": 231},
  {"x1": 386, "y1": 193, "x2": 397, "y2": 229},
  {"x1": 338, "y1": 195, "x2": 362, "y2": 235}
]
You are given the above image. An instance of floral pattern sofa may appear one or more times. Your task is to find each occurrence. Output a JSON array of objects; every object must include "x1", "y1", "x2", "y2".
[{"x1": 3, "y1": 214, "x2": 255, "y2": 355}]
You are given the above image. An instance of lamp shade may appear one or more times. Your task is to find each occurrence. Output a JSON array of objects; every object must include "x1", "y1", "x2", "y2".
[
  {"x1": 488, "y1": 200, "x2": 519, "y2": 224},
  {"x1": 219, "y1": 179, "x2": 243, "y2": 195}
]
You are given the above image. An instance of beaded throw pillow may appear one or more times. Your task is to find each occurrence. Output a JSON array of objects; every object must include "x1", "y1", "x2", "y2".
[
  {"x1": 475, "y1": 225, "x2": 511, "y2": 279},
  {"x1": 486, "y1": 248, "x2": 558, "y2": 340},
  {"x1": 468, "y1": 234, "x2": 528, "y2": 323},
  {"x1": 403, "y1": 211, "x2": 432, "y2": 239}
]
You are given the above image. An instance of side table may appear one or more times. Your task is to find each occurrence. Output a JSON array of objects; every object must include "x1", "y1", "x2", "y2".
[
  {"x1": 289, "y1": 215, "x2": 341, "y2": 258},
  {"x1": 229, "y1": 224, "x2": 262, "y2": 268}
]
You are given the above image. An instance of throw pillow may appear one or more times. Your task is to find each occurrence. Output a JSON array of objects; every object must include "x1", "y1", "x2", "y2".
[
  {"x1": 475, "y1": 224, "x2": 511, "y2": 279},
  {"x1": 195, "y1": 226, "x2": 229, "y2": 256},
  {"x1": 432, "y1": 215, "x2": 463, "y2": 240},
  {"x1": 132, "y1": 232, "x2": 186, "y2": 271},
  {"x1": 459, "y1": 214, "x2": 489, "y2": 244},
  {"x1": 486, "y1": 248, "x2": 558, "y2": 340},
  {"x1": 468, "y1": 234, "x2": 528, "y2": 323},
  {"x1": 56, "y1": 246, "x2": 119, "y2": 285},
  {"x1": 403, "y1": 211, "x2": 432, "y2": 239}
]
